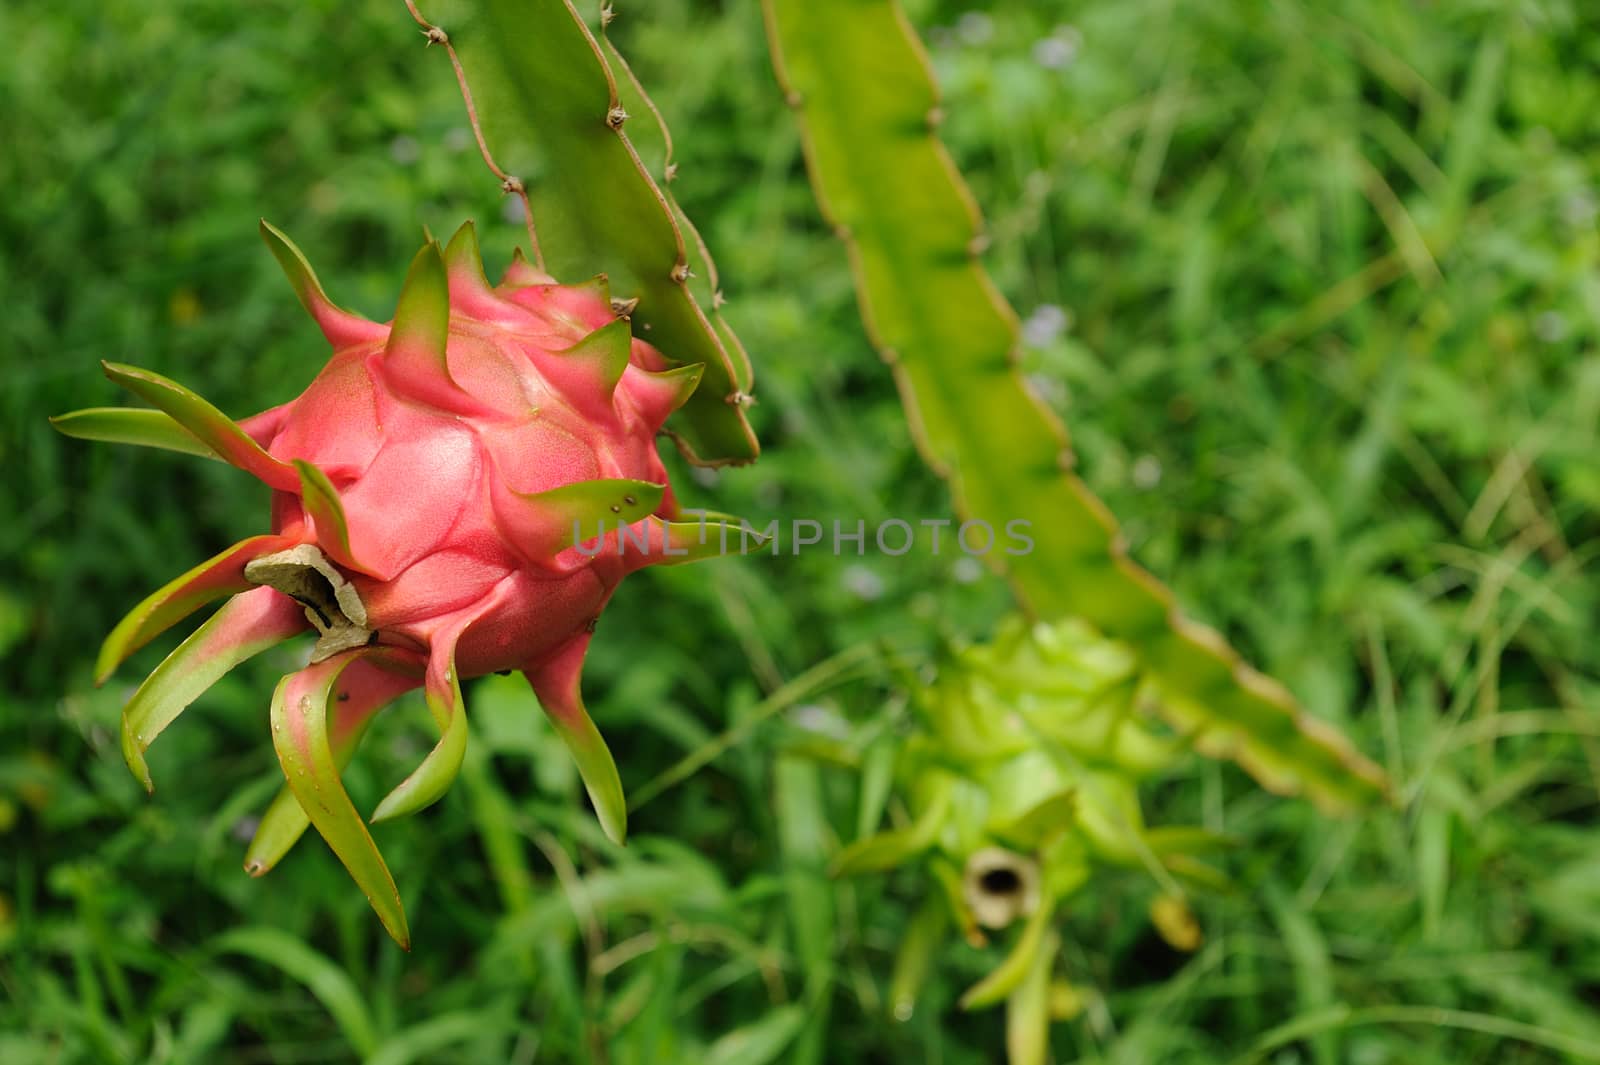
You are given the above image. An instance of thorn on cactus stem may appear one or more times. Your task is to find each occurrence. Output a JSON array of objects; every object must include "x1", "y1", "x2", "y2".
[
  {"x1": 670, "y1": 262, "x2": 690, "y2": 283},
  {"x1": 664, "y1": 163, "x2": 679, "y2": 182},
  {"x1": 927, "y1": 106, "x2": 945, "y2": 128},
  {"x1": 610, "y1": 296, "x2": 639, "y2": 319},
  {"x1": 501, "y1": 176, "x2": 524, "y2": 195},
  {"x1": 422, "y1": 26, "x2": 448, "y2": 47},
  {"x1": 713, "y1": 290, "x2": 727, "y2": 309},
  {"x1": 785, "y1": 91, "x2": 803, "y2": 108},
  {"x1": 607, "y1": 106, "x2": 628, "y2": 130},
  {"x1": 600, "y1": 3, "x2": 615, "y2": 27},
  {"x1": 727, "y1": 390, "x2": 754, "y2": 408},
  {"x1": 968, "y1": 234, "x2": 991, "y2": 256}
]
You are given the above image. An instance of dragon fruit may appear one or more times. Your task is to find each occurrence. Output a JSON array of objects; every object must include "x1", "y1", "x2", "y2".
[{"x1": 52, "y1": 221, "x2": 742, "y2": 946}]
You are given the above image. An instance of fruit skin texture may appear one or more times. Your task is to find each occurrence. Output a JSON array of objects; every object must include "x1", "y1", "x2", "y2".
[{"x1": 55, "y1": 221, "x2": 733, "y2": 947}]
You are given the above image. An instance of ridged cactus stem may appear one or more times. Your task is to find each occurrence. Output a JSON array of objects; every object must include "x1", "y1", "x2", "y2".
[
  {"x1": 402, "y1": 0, "x2": 542, "y2": 268},
  {"x1": 763, "y1": 0, "x2": 1387, "y2": 812},
  {"x1": 406, "y1": 0, "x2": 760, "y2": 465}
]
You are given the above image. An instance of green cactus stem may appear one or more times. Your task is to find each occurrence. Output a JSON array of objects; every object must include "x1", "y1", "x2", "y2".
[
  {"x1": 762, "y1": 0, "x2": 1386, "y2": 812},
  {"x1": 405, "y1": 0, "x2": 759, "y2": 466}
]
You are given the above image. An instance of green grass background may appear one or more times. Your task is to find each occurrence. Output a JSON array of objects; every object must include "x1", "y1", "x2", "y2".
[{"x1": 3, "y1": 0, "x2": 1598, "y2": 1061}]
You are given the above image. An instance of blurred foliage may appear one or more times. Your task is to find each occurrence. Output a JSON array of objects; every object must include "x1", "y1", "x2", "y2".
[{"x1": 2, "y1": 0, "x2": 1598, "y2": 1063}]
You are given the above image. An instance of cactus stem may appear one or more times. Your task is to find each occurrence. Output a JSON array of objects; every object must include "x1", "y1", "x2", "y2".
[
  {"x1": 422, "y1": 0, "x2": 758, "y2": 463},
  {"x1": 766, "y1": 0, "x2": 1387, "y2": 809},
  {"x1": 407, "y1": 1, "x2": 545, "y2": 270}
]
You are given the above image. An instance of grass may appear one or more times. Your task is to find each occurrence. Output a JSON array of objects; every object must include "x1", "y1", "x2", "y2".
[{"x1": 2, "y1": 0, "x2": 1598, "y2": 1061}]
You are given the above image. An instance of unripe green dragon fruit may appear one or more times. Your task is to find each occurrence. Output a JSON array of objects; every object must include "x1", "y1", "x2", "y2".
[
  {"x1": 837, "y1": 618, "x2": 1228, "y2": 1045},
  {"x1": 53, "y1": 221, "x2": 738, "y2": 946}
]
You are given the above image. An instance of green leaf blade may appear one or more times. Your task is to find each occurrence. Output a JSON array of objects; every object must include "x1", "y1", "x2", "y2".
[
  {"x1": 120, "y1": 586, "x2": 306, "y2": 791},
  {"x1": 211, "y1": 927, "x2": 380, "y2": 1056},
  {"x1": 270, "y1": 652, "x2": 411, "y2": 948},
  {"x1": 50, "y1": 407, "x2": 221, "y2": 461},
  {"x1": 97, "y1": 534, "x2": 295, "y2": 684},
  {"x1": 100, "y1": 361, "x2": 299, "y2": 490}
]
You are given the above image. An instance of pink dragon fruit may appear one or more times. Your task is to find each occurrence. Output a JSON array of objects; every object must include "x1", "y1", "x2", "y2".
[{"x1": 52, "y1": 221, "x2": 742, "y2": 946}]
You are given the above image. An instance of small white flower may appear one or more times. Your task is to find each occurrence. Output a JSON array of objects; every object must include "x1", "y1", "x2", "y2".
[
  {"x1": 1561, "y1": 190, "x2": 1596, "y2": 228},
  {"x1": 843, "y1": 564, "x2": 885, "y2": 600},
  {"x1": 1022, "y1": 303, "x2": 1071, "y2": 348},
  {"x1": 791, "y1": 703, "x2": 851, "y2": 738},
  {"x1": 957, "y1": 11, "x2": 993, "y2": 45},
  {"x1": 953, "y1": 556, "x2": 985, "y2": 584},
  {"x1": 1025, "y1": 372, "x2": 1069, "y2": 409},
  {"x1": 1535, "y1": 310, "x2": 1568, "y2": 343},
  {"x1": 388, "y1": 135, "x2": 421, "y2": 166},
  {"x1": 1033, "y1": 36, "x2": 1076, "y2": 70}
]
